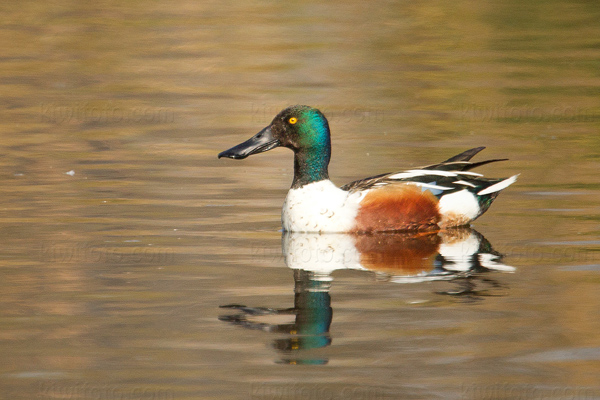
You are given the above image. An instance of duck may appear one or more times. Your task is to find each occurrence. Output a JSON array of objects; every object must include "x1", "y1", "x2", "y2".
[{"x1": 218, "y1": 105, "x2": 518, "y2": 233}]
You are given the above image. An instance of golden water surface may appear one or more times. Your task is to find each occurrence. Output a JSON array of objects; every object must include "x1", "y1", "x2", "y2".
[{"x1": 1, "y1": 1, "x2": 600, "y2": 399}]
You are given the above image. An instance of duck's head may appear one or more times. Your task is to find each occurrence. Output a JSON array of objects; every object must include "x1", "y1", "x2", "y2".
[{"x1": 218, "y1": 105, "x2": 331, "y2": 161}]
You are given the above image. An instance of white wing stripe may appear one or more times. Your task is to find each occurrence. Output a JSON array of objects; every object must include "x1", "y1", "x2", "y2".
[
  {"x1": 389, "y1": 169, "x2": 458, "y2": 180},
  {"x1": 455, "y1": 171, "x2": 483, "y2": 177},
  {"x1": 454, "y1": 180, "x2": 476, "y2": 188},
  {"x1": 411, "y1": 182, "x2": 454, "y2": 191},
  {"x1": 388, "y1": 170, "x2": 485, "y2": 180}
]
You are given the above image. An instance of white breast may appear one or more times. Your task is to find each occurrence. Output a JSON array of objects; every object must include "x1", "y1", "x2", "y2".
[{"x1": 281, "y1": 180, "x2": 363, "y2": 233}]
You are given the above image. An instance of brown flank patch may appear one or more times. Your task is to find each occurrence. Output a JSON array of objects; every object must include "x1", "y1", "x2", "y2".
[{"x1": 352, "y1": 184, "x2": 441, "y2": 232}]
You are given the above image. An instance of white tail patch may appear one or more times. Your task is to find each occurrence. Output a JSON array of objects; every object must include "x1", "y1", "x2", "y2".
[
  {"x1": 438, "y1": 189, "x2": 480, "y2": 223},
  {"x1": 477, "y1": 174, "x2": 519, "y2": 196}
]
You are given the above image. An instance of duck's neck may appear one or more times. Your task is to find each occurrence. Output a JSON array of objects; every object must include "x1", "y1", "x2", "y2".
[{"x1": 291, "y1": 148, "x2": 330, "y2": 189}]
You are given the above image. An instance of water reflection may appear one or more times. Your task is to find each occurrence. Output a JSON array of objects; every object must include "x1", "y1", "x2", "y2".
[
  {"x1": 220, "y1": 228, "x2": 514, "y2": 364},
  {"x1": 220, "y1": 270, "x2": 332, "y2": 365}
]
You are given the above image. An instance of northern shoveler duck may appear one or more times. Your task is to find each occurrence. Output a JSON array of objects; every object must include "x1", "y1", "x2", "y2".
[{"x1": 218, "y1": 105, "x2": 518, "y2": 233}]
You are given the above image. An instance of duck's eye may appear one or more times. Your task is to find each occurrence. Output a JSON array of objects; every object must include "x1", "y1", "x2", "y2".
[{"x1": 288, "y1": 117, "x2": 297, "y2": 125}]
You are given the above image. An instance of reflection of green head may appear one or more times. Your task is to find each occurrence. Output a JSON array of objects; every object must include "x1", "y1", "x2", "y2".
[{"x1": 272, "y1": 273, "x2": 332, "y2": 365}]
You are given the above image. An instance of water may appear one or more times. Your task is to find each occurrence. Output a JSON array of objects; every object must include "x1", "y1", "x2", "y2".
[{"x1": 1, "y1": 1, "x2": 600, "y2": 399}]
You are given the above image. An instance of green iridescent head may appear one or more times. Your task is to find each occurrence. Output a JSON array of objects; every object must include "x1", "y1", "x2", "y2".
[
  {"x1": 270, "y1": 105, "x2": 331, "y2": 155},
  {"x1": 218, "y1": 105, "x2": 332, "y2": 188}
]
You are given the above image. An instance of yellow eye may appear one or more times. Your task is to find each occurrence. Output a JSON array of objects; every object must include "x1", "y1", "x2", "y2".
[{"x1": 288, "y1": 117, "x2": 297, "y2": 124}]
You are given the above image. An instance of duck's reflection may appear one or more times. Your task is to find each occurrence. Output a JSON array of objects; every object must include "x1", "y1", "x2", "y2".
[
  {"x1": 221, "y1": 269, "x2": 332, "y2": 365},
  {"x1": 220, "y1": 228, "x2": 514, "y2": 364}
]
